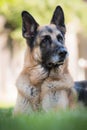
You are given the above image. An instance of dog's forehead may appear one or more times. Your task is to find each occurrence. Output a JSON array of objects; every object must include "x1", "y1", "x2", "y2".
[{"x1": 37, "y1": 24, "x2": 61, "y2": 36}]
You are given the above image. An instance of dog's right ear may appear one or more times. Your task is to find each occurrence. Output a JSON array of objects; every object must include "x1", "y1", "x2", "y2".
[{"x1": 21, "y1": 11, "x2": 39, "y2": 39}]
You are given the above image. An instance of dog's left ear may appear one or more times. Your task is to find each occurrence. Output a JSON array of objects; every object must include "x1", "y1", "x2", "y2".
[{"x1": 51, "y1": 6, "x2": 66, "y2": 34}]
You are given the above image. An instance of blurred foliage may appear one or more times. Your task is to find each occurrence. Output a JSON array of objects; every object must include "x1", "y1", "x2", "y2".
[
  {"x1": 0, "y1": 0, "x2": 87, "y2": 41},
  {"x1": 0, "y1": 108, "x2": 87, "y2": 130}
]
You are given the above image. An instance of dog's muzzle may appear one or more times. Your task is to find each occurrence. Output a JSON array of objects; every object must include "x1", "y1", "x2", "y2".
[{"x1": 47, "y1": 47, "x2": 68, "y2": 68}]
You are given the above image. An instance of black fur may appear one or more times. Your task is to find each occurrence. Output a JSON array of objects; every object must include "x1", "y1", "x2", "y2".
[
  {"x1": 21, "y1": 11, "x2": 39, "y2": 48},
  {"x1": 74, "y1": 81, "x2": 87, "y2": 106},
  {"x1": 51, "y1": 6, "x2": 66, "y2": 35},
  {"x1": 45, "y1": 26, "x2": 53, "y2": 33}
]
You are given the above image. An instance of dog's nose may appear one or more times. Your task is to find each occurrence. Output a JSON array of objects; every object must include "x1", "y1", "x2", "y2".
[{"x1": 58, "y1": 47, "x2": 67, "y2": 58}]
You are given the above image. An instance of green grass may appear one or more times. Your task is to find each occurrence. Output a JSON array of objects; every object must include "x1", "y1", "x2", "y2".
[{"x1": 0, "y1": 108, "x2": 87, "y2": 130}]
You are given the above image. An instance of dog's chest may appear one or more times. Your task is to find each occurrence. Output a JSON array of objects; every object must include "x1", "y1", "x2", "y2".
[{"x1": 41, "y1": 90, "x2": 69, "y2": 111}]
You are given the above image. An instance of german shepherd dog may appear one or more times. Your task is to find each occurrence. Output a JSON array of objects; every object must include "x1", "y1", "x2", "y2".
[{"x1": 14, "y1": 6, "x2": 77, "y2": 115}]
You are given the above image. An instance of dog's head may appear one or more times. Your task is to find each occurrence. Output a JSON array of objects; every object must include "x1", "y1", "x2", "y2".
[{"x1": 22, "y1": 6, "x2": 68, "y2": 69}]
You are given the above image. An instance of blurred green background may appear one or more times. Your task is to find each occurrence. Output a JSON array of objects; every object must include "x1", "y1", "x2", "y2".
[{"x1": 0, "y1": 0, "x2": 87, "y2": 42}]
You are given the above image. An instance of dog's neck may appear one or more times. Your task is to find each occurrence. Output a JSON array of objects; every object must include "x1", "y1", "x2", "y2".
[{"x1": 23, "y1": 47, "x2": 38, "y2": 68}]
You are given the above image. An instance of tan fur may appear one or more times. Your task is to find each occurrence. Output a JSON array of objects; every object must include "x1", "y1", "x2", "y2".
[
  {"x1": 14, "y1": 44, "x2": 76, "y2": 115},
  {"x1": 41, "y1": 59, "x2": 76, "y2": 111},
  {"x1": 14, "y1": 21, "x2": 77, "y2": 115},
  {"x1": 14, "y1": 46, "x2": 49, "y2": 115}
]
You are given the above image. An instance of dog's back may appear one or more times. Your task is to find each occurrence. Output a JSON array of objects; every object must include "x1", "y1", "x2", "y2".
[{"x1": 75, "y1": 81, "x2": 87, "y2": 106}]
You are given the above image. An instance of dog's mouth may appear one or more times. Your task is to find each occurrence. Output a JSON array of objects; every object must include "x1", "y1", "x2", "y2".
[
  {"x1": 47, "y1": 60, "x2": 64, "y2": 68},
  {"x1": 46, "y1": 53, "x2": 69, "y2": 68},
  {"x1": 42, "y1": 51, "x2": 68, "y2": 69}
]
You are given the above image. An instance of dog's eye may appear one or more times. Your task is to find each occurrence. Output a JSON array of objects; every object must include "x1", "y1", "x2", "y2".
[
  {"x1": 57, "y1": 35, "x2": 63, "y2": 42},
  {"x1": 41, "y1": 35, "x2": 51, "y2": 48},
  {"x1": 43, "y1": 35, "x2": 51, "y2": 43}
]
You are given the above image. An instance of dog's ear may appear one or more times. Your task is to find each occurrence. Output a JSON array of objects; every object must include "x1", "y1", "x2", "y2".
[
  {"x1": 21, "y1": 11, "x2": 39, "y2": 39},
  {"x1": 51, "y1": 6, "x2": 66, "y2": 34}
]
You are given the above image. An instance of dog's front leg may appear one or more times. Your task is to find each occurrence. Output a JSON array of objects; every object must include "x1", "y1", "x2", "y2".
[
  {"x1": 41, "y1": 74, "x2": 77, "y2": 111},
  {"x1": 13, "y1": 74, "x2": 40, "y2": 115},
  {"x1": 13, "y1": 65, "x2": 49, "y2": 115}
]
